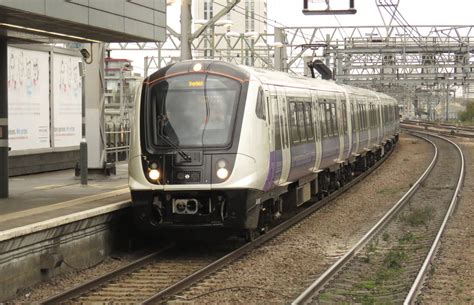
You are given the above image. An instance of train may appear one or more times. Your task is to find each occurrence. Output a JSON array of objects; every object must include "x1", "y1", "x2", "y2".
[{"x1": 128, "y1": 60, "x2": 399, "y2": 238}]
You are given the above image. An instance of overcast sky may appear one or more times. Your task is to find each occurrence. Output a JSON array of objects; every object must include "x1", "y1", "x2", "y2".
[
  {"x1": 113, "y1": 0, "x2": 474, "y2": 75},
  {"x1": 267, "y1": 0, "x2": 474, "y2": 27}
]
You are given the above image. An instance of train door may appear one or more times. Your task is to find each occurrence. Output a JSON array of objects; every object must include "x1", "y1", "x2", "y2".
[
  {"x1": 261, "y1": 85, "x2": 276, "y2": 191},
  {"x1": 267, "y1": 85, "x2": 291, "y2": 185},
  {"x1": 311, "y1": 90, "x2": 322, "y2": 170}
]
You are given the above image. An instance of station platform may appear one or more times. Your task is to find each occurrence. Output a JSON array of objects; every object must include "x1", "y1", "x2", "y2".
[
  {"x1": 0, "y1": 164, "x2": 134, "y2": 301},
  {"x1": 0, "y1": 163, "x2": 131, "y2": 241}
]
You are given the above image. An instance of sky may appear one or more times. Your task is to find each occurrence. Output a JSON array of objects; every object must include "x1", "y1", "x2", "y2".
[{"x1": 112, "y1": 0, "x2": 474, "y2": 75}]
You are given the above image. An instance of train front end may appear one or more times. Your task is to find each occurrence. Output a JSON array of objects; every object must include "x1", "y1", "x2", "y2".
[{"x1": 129, "y1": 60, "x2": 268, "y2": 234}]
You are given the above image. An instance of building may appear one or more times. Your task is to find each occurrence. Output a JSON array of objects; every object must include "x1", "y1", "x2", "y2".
[{"x1": 192, "y1": 0, "x2": 267, "y2": 64}]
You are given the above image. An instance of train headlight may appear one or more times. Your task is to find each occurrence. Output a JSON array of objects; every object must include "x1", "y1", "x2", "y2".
[
  {"x1": 216, "y1": 167, "x2": 229, "y2": 180},
  {"x1": 148, "y1": 169, "x2": 160, "y2": 180},
  {"x1": 216, "y1": 159, "x2": 229, "y2": 180}
]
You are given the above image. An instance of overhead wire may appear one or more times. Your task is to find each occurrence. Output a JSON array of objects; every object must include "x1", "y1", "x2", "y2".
[{"x1": 212, "y1": 1, "x2": 311, "y2": 42}]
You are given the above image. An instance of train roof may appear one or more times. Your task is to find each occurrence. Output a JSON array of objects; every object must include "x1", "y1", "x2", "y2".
[
  {"x1": 240, "y1": 65, "x2": 396, "y2": 103},
  {"x1": 240, "y1": 65, "x2": 343, "y2": 92},
  {"x1": 147, "y1": 60, "x2": 396, "y2": 104}
]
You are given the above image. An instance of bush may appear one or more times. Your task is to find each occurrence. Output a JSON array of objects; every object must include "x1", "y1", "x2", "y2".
[{"x1": 459, "y1": 102, "x2": 474, "y2": 122}]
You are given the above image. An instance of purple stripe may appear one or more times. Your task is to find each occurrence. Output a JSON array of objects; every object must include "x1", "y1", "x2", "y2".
[
  {"x1": 320, "y1": 136, "x2": 340, "y2": 169},
  {"x1": 288, "y1": 142, "x2": 316, "y2": 181},
  {"x1": 263, "y1": 150, "x2": 283, "y2": 191}
]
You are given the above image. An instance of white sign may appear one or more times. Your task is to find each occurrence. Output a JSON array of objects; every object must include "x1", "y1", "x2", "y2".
[
  {"x1": 53, "y1": 54, "x2": 82, "y2": 147},
  {"x1": 7, "y1": 47, "x2": 50, "y2": 150}
]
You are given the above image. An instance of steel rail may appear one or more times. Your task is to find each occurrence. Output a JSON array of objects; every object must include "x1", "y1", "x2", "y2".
[
  {"x1": 140, "y1": 141, "x2": 398, "y2": 304},
  {"x1": 39, "y1": 244, "x2": 175, "y2": 305},
  {"x1": 40, "y1": 138, "x2": 397, "y2": 305},
  {"x1": 404, "y1": 133, "x2": 466, "y2": 305},
  {"x1": 292, "y1": 133, "x2": 439, "y2": 305}
]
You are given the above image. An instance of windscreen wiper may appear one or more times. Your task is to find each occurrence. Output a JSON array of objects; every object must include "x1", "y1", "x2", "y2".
[{"x1": 157, "y1": 133, "x2": 192, "y2": 162}]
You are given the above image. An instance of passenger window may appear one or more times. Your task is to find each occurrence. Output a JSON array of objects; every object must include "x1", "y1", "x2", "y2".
[
  {"x1": 326, "y1": 103, "x2": 333, "y2": 136},
  {"x1": 330, "y1": 103, "x2": 337, "y2": 136},
  {"x1": 341, "y1": 101, "x2": 347, "y2": 134},
  {"x1": 297, "y1": 103, "x2": 306, "y2": 141},
  {"x1": 289, "y1": 102, "x2": 299, "y2": 143},
  {"x1": 320, "y1": 103, "x2": 327, "y2": 138},
  {"x1": 256, "y1": 87, "x2": 266, "y2": 120},
  {"x1": 304, "y1": 103, "x2": 314, "y2": 140}
]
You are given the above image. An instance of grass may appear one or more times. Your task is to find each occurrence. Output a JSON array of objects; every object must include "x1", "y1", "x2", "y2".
[
  {"x1": 382, "y1": 232, "x2": 390, "y2": 242},
  {"x1": 399, "y1": 231, "x2": 417, "y2": 244},
  {"x1": 353, "y1": 294, "x2": 376, "y2": 305},
  {"x1": 356, "y1": 280, "x2": 377, "y2": 290},
  {"x1": 383, "y1": 250, "x2": 407, "y2": 269},
  {"x1": 374, "y1": 250, "x2": 407, "y2": 285},
  {"x1": 376, "y1": 187, "x2": 402, "y2": 196},
  {"x1": 362, "y1": 241, "x2": 378, "y2": 263},
  {"x1": 400, "y1": 206, "x2": 434, "y2": 227}
]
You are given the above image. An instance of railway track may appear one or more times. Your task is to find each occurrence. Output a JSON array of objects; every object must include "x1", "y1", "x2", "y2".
[
  {"x1": 292, "y1": 131, "x2": 465, "y2": 305},
  {"x1": 39, "y1": 141, "x2": 397, "y2": 305},
  {"x1": 401, "y1": 120, "x2": 474, "y2": 138}
]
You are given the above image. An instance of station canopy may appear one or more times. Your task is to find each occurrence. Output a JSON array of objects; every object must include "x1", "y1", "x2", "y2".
[{"x1": 0, "y1": 0, "x2": 166, "y2": 43}]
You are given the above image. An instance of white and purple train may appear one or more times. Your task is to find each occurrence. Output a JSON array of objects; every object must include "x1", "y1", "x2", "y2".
[{"x1": 129, "y1": 60, "x2": 399, "y2": 236}]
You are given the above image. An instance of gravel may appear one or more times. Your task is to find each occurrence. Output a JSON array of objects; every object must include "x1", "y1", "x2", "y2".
[
  {"x1": 10, "y1": 133, "x2": 437, "y2": 305},
  {"x1": 420, "y1": 137, "x2": 474, "y2": 304},
  {"x1": 169, "y1": 133, "x2": 434, "y2": 304},
  {"x1": 11, "y1": 252, "x2": 140, "y2": 303}
]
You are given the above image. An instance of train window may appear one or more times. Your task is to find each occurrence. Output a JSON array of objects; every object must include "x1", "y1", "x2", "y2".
[
  {"x1": 341, "y1": 101, "x2": 347, "y2": 135},
  {"x1": 330, "y1": 103, "x2": 338, "y2": 136},
  {"x1": 149, "y1": 73, "x2": 240, "y2": 148},
  {"x1": 256, "y1": 87, "x2": 266, "y2": 120},
  {"x1": 304, "y1": 103, "x2": 314, "y2": 140},
  {"x1": 320, "y1": 103, "x2": 327, "y2": 138},
  {"x1": 350, "y1": 103, "x2": 356, "y2": 132},
  {"x1": 297, "y1": 103, "x2": 307, "y2": 142},
  {"x1": 314, "y1": 101, "x2": 321, "y2": 141},
  {"x1": 360, "y1": 104, "x2": 366, "y2": 130},
  {"x1": 281, "y1": 99, "x2": 289, "y2": 148},
  {"x1": 369, "y1": 104, "x2": 373, "y2": 128},
  {"x1": 289, "y1": 102, "x2": 299, "y2": 143},
  {"x1": 325, "y1": 102, "x2": 333, "y2": 136},
  {"x1": 274, "y1": 102, "x2": 282, "y2": 151}
]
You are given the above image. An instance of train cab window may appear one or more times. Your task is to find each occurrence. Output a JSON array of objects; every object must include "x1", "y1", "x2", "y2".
[
  {"x1": 289, "y1": 102, "x2": 299, "y2": 143},
  {"x1": 148, "y1": 73, "x2": 240, "y2": 148},
  {"x1": 297, "y1": 103, "x2": 306, "y2": 142},
  {"x1": 256, "y1": 87, "x2": 266, "y2": 120}
]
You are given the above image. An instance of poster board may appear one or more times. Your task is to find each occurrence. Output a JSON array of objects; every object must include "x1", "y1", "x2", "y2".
[
  {"x1": 53, "y1": 53, "x2": 82, "y2": 147},
  {"x1": 7, "y1": 47, "x2": 50, "y2": 151}
]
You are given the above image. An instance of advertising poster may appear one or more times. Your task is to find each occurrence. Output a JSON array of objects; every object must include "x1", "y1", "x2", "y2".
[
  {"x1": 7, "y1": 47, "x2": 50, "y2": 151},
  {"x1": 53, "y1": 53, "x2": 82, "y2": 147}
]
